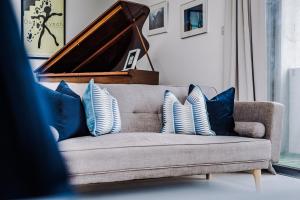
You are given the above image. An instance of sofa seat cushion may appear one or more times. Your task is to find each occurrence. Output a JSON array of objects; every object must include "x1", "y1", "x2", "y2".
[{"x1": 59, "y1": 133, "x2": 271, "y2": 175}]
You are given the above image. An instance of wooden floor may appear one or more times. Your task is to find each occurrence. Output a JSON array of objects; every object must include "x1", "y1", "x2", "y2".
[{"x1": 77, "y1": 172, "x2": 300, "y2": 199}]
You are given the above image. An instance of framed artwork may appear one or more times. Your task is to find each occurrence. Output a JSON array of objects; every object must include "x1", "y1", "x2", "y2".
[
  {"x1": 148, "y1": 1, "x2": 168, "y2": 36},
  {"x1": 123, "y1": 49, "x2": 141, "y2": 71},
  {"x1": 21, "y1": 0, "x2": 66, "y2": 59},
  {"x1": 180, "y1": 0, "x2": 208, "y2": 38}
]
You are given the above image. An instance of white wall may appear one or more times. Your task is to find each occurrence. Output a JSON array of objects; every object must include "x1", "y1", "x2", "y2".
[
  {"x1": 65, "y1": 0, "x2": 117, "y2": 41},
  {"x1": 138, "y1": 0, "x2": 225, "y2": 90}
]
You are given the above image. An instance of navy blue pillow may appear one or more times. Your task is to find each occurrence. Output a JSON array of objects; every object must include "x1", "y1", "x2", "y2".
[
  {"x1": 56, "y1": 81, "x2": 89, "y2": 137},
  {"x1": 37, "y1": 84, "x2": 82, "y2": 141},
  {"x1": 189, "y1": 84, "x2": 237, "y2": 136}
]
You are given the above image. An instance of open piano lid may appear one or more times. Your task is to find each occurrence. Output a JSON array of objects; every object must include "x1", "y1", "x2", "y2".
[{"x1": 35, "y1": 0, "x2": 154, "y2": 74}]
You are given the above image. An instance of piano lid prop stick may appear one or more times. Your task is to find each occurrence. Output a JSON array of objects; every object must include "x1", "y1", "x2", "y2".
[{"x1": 133, "y1": 20, "x2": 155, "y2": 72}]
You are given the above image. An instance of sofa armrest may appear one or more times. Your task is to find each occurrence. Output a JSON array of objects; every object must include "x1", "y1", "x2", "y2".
[{"x1": 234, "y1": 102, "x2": 284, "y2": 163}]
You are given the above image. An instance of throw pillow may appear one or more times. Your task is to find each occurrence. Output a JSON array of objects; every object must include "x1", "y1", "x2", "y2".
[
  {"x1": 189, "y1": 84, "x2": 237, "y2": 136},
  {"x1": 82, "y1": 79, "x2": 121, "y2": 136},
  {"x1": 37, "y1": 84, "x2": 82, "y2": 141},
  {"x1": 234, "y1": 122, "x2": 265, "y2": 138},
  {"x1": 111, "y1": 96, "x2": 122, "y2": 133},
  {"x1": 161, "y1": 90, "x2": 214, "y2": 135},
  {"x1": 56, "y1": 80, "x2": 89, "y2": 137},
  {"x1": 187, "y1": 86, "x2": 215, "y2": 135},
  {"x1": 50, "y1": 126, "x2": 59, "y2": 142}
]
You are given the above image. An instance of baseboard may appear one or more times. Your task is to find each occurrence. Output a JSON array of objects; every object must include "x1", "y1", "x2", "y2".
[{"x1": 273, "y1": 164, "x2": 300, "y2": 178}]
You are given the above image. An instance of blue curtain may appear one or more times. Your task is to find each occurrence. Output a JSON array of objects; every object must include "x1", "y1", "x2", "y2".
[{"x1": 0, "y1": 0, "x2": 71, "y2": 198}]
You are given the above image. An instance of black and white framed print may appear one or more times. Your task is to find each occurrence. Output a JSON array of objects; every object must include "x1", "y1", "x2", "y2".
[
  {"x1": 22, "y1": 0, "x2": 66, "y2": 59},
  {"x1": 123, "y1": 49, "x2": 141, "y2": 71},
  {"x1": 180, "y1": 0, "x2": 208, "y2": 38},
  {"x1": 148, "y1": 1, "x2": 168, "y2": 36}
]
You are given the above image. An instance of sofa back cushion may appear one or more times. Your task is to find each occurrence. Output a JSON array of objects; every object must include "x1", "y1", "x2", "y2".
[{"x1": 41, "y1": 83, "x2": 217, "y2": 133}]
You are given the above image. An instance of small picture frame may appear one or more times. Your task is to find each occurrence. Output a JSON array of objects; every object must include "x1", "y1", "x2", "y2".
[
  {"x1": 148, "y1": 1, "x2": 168, "y2": 36},
  {"x1": 21, "y1": 0, "x2": 66, "y2": 59},
  {"x1": 180, "y1": 0, "x2": 208, "y2": 39},
  {"x1": 123, "y1": 49, "x2": 141, "y2": 71}
]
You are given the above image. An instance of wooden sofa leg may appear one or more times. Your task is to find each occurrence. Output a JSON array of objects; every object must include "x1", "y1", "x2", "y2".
[
  {"x1": 252, "y1": 169, "x2": 261, "y2": 192},
  {"x1": 206, "y1": 174, "x2": 211, "y2": 180}
]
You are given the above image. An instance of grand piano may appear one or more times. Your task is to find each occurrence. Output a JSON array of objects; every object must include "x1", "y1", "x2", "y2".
[{"x1": 35, "y1": 0, "x2": 159, "y2": 85}]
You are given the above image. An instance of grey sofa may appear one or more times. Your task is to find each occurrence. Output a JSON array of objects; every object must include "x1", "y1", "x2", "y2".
[{"x1": 43, "y1": 83, "x2": 284, "y2": 190}]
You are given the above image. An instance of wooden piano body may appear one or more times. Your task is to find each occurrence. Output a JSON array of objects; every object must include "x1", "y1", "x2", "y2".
[{"x1": 35, "y1": 0, "x2": 159, "y2": 85}]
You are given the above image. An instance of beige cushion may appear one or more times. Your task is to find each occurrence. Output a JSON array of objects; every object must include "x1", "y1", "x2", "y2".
[
  {"x1": 59, "y1": 133, "x2": 271, "y2": 175},
  {"x1": 234, "y1": 122, "x2": 265, "y2": 138}
]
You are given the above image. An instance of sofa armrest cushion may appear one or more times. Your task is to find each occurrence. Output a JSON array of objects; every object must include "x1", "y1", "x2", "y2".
[
  {"x1": 234, "y1": 101, "x2": 284, "y2": 163},
  {"x1": 234, "y1": 122, "x2": 265, "y2": 138}
]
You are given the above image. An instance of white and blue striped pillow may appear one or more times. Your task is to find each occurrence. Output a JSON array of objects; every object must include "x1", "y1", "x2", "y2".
[
  {"x1": 82, "y1": 79, "x2": 121, "y2": 136},
  {"x1": 111, "y1": 96, "x2": 121, "y2": 133},
  {"x1": 161, "y1": 91, "x2": 177, "y2": 133},
  {"x1": 161, "y1": 89, "x2": 214, "y2": 136},
  {"x1": 187, "y1": 86, "x2": 215, "y2": 135},
  {"x1": 173, "y1": 101, "x2": 196, "y2": 134}
]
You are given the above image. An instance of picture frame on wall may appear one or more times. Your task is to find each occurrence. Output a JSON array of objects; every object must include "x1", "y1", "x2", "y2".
[
  {"x1": 148, "y1": 1, "x2": 168, "y2": 36},
  {"x1": 21, "y1": 0, "x2": 66, "y2": 59},
  {"x1": 123, "y1": 49, "x2": 141, "y2": 71},
  {"x1": 180, "y1": 0, "x2": 208, "y2": 39}
]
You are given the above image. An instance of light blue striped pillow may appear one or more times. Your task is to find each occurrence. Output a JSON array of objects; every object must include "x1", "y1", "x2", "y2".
[
  {"x1": 111, "y1": 96, "x2": 121, "y2": 133},
  {"x1": 187, "y1": 86, "x2": 215, "y2": 136},
  {"x1": 161, "y1": 91, "x2": 177, "y2": 133},
  {"x1": 173, "y1": 101, "x2": 196, "y2": 134},
  {"x1": 82, "y1": 79, "x2": 121, "y2": 136},
  {"x1": 161, "y1": 89, "x2": 214, "y2": 136}
]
